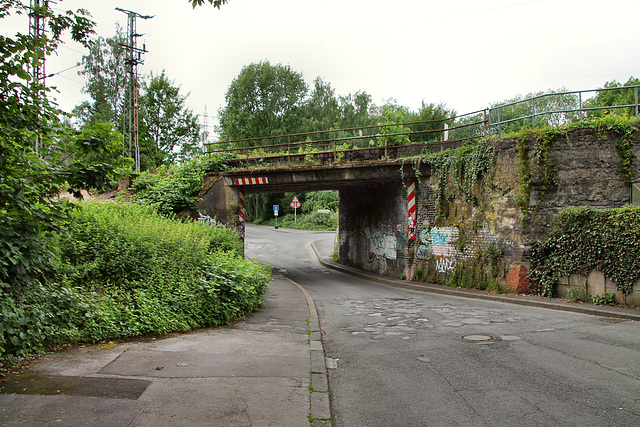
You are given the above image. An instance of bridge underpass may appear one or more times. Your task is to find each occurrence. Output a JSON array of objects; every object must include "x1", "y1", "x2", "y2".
[
  {"x1": 197, "y1": 159, "x2": 432, "y2": 279},
  {"x1": 195, "y1": 120, "x2": 640, "y2": 300}
]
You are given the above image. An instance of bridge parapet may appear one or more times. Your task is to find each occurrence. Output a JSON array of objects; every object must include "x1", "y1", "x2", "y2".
[{"x1": 205, "y1": 112, "x2": 486, "y2": 170}]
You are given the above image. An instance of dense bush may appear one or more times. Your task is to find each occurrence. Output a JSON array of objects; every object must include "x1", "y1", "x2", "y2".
[
  {"x1": 529, "y1": 206, "x2": 640, "y2": 303},
  {"x1": 0, "y1": 201, "x2": 269, "y2": 370},
  {"x1": 264, "y1": 211, "x2": 338, "y2": 231},
  {"x1": 131, "y1": 154, "x2": 233, "y2": 216}
]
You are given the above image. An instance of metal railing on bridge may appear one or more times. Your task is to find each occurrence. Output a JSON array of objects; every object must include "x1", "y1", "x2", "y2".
[
  {"x1": 205, "y1": 84, "x2": 640, "y2": 167},
  {"x1": 488, "y1": 84, "x2": 640, "y2": 137},
  {"x1": 205, "y1": 110, "x2": 488, "y2": 168}
]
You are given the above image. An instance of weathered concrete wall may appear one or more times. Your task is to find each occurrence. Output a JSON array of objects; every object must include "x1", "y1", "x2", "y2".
[
  {"x1": 338, "y1": 181, "x2": 409, "y2": 277},
  {"x1": 409, "y1": 127, "x2": 639, "y2": 293},
  {"x1": 520, "y1": 128, "x2": 638, "y2": 240},
  {"x1": 556, "y1": 272, "x2": 640, "y2": 306}
]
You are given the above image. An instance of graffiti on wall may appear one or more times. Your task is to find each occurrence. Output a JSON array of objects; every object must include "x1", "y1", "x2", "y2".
[
  {"x1": 431, "y1": 227, "x2": 458, "y2": 257},
  {"x1": 415, "y1": 224, "x2": 512, "y2": 274},
  {"x1": 417, "y1": 227, "x2": 458, "y2": 259},
  {"x1": 369, "y1": 231, "x2": 398, "y2": 260},
  {"x1": 435, "y1": 256, "x2": 456, "y2": 273},
  {"x1": 430, "y1": 227, "x2": 458, "y2": 273}
]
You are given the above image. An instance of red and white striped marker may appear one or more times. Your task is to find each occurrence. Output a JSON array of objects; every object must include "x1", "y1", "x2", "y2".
[
  {"x1": 234, "y1": 177, "x2": 269, "y2": 186},
  {"x1": 407, "y1": 178, "x2": 416, "y2": 240},
  {"x1": 239, "y1": 187, "x2": 246, "y2": 240}
]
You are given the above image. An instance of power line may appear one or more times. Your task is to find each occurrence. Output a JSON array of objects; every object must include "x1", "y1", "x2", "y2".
[
  {"x1": 116, "y1": 7, "x2": 153, "y2": 173},
  {"x1": 46, "y1": 63, "x2": 81, "y2": 78}
]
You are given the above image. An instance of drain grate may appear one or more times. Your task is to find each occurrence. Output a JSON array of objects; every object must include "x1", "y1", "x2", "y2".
[{"x1": 456, "y1": 334, "x2": 500, "y2": 343}]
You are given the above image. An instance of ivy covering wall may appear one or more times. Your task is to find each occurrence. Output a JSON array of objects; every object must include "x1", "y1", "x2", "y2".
[
  {"x1": 407, "y1": 140, "x2": 507, "y2": 291},
  {"x1": 529, "y1": 206, "x2": 640, "y2": 303},
  {"x1": 406, "y1": 116, "x2": 639, "y2": 300}
]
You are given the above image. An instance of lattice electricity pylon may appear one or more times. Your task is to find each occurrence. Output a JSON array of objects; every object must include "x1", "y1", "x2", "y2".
[
  {"x1": 29, "y1": 0, "x2": 49, "y2": 153},
  {"x1": 116, "y1": 7, "x2": 153, "y2": 172}
]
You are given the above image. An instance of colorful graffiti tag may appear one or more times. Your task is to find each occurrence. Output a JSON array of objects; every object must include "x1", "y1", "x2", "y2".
[
  {"x1": 430, "y1": 227, "x2": 458, "y2": 272},
  {"x1": 370, "y1": 232, "x2": 398, "y2": 260},
  {"x1": 415, "y1": 225, "x2": 508, "y2": 273}
]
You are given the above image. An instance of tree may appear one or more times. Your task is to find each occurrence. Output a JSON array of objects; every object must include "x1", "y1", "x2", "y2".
[
  {"x1": 217, "y1": 61, "x2": 308, "y2": 145},
  {"x1": 339, "y1": 91, "x2": 374, "y2": 129},
  {"x1": 584, "y1": 76, "x2": 640, "y2": 118},
  {"x1": 371, "y1": 100, "x2": 412, "y2": 146},
  {"x1": 408, "y1": 101, "x2": 457, "y2": 143},
  {"x1": 54, "y1": 121, "x2": 131, "y2": 195},
  {"x1": 76, "y1": 26, "x2": 127, "y2": 128},
  {"x1": 300, "y1": 77, "x2": 341, "y2": 133},
  {"x1": 191, "y1": 0, "x2": 230, "y2": 8},
  {"x1": 301, "y1": 191, "x2": 338, "y2": 213},
  {"x1": 139, "y1": 70, "x2": 201, "y2": 168},
  {"x1": 488, "y1": 87, "x2": 580, "y2": 135},
  {"x1": 1, "y1": 0, "x2": 95, "y2": 292}
]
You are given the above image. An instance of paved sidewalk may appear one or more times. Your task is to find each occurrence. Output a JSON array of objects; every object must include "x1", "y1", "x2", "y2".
[
  {"x1": 311, "y1": 238, "x2": 640, "y2": 322},
  {"x1": 0, "y1": 276, "x2": 329, "y2": 426}
]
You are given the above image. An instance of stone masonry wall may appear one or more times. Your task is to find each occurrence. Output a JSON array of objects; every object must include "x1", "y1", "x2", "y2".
[{"x1": 338, "y1": 126, "x2": 639, "y2": 295}]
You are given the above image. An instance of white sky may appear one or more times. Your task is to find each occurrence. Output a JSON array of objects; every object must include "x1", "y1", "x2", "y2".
[{"x1": 4, "y1": 0, "x2": 640, "y2": 136}]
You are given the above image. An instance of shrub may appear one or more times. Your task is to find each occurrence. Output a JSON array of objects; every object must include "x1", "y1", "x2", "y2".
[
  {"x1": 1, "y1": 201, "x2": 269, "y2": 371},
  {"x1": 265, "y1": 211, "x2": 338, "y2": 231},
  {"x1": 131, "y1": 154, "x2": 232, "y2": 216}
]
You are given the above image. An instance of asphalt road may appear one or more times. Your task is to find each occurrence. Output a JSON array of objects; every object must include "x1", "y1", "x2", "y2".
[{"x1": 246, "y1": 224, "x2": 640, "y2": 427}]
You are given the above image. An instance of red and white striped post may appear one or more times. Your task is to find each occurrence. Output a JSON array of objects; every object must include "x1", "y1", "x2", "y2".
[
  {"x1": 407, "y1": 178, "x2": 416, "y2": 240},
  {"x1": 233, "y1": 177, "x2": 269, "y2": 240},
  {"x1": 238, "y1": 187, "x2": 246, "y2": 240}
]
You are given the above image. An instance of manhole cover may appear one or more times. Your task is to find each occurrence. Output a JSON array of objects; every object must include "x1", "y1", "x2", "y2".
[{"x1": 456, "y1": 334, "x2": 500, "y2": 342}]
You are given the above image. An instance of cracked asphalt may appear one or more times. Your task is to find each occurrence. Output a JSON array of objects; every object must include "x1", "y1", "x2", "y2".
[
  {"x1": 2, "y1": 224, "x2": 639, "y2": 426},
  {"x1": 247, "y1": 225, "x2": 640, "y2": 427}
]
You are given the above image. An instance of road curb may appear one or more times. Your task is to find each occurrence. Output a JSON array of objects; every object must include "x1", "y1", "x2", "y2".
[
  {"x1": 309, "y1": 242, "x2": 640, "y2": 322},
  {"x1": 277, "y1": 273, "x2": 333, "y2": 425}
]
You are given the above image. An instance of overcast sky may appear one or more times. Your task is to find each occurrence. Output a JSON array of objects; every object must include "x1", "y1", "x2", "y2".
[{"x1": 4, "y1": 0, "x2": 640, "y2": 136}]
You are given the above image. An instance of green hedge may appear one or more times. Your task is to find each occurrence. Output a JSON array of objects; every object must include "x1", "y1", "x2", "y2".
[
  {"x1": 0, "y1": 201, "x2": 270, "y2": 370},
  {"x1": 530, "y1": 206, "x2": 640, "y2": 301}
]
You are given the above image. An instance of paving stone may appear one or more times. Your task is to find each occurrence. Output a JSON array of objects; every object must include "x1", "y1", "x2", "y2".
[
  {"x1": 311, "y1": 350, "x2": 326, "y2": 373},
  {"x1": 311, "y1": 373, "x2": 329, "y2": 392},
  {"x1": 308, "y1": 317, "x2": 321, "y2": 331},
  {"x1": 310, "y1": 340, "x2": 324, "y2": 351},
  {"x1": 310, "y1": 392, "x2": 331, "y2": 420},
  {"x1": 310, "y1": 331, "x2": 323, "y2": 341}
]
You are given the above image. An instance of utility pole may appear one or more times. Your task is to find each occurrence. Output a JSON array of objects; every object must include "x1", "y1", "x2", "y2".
[
  {"x1": 201, "y1": 105, "x2": 209, "y2": 152},
  {"x1": 29, "y1": 0, "x2": 49, "y2": 154},
  {"x1": 116, "y1": 8, "x2": 153, "y2": 173}
]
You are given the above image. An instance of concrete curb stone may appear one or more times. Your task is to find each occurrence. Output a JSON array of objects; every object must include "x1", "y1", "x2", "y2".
[{"x1": 278, "y1": 274, "x2": 334, "y2": 426}]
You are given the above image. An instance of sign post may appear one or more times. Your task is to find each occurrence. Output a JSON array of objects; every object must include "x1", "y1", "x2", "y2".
[
  {"x1": 317, "y1": 208, "x2": 330, "y2": 226},
  {"x1": 273, "y1": 205, "x2": 279, "y2": 229},
  {"x1": 290, "y1": 196, "x2": 301, "y2": 223}
]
